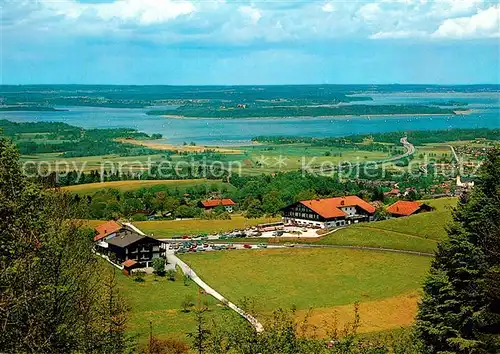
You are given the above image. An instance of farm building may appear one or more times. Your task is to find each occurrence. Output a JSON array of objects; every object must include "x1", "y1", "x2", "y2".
[
  {"x1": 93, "y1": 221, "x2": 165, "y2": 268},
  {"x1": 200, "y1": 198, "x2": 236, "y2": 213},
  {"x1": 386, "y1": 201, "x2": 432, "y2": 217},
  {"x1": 282, "y1": 196, "x2": 376, "y2": 228}
]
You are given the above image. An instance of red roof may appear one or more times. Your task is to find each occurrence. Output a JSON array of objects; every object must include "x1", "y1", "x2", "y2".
[
  {"x1": 384, "y1": 189, "x2": 400, "y2": 195},
  {"x1": 300, "y1": 196, "x2": 376, "y2": 219},
  {"x1": 200, "y1": 199, "x2": 236, "y2": 208},
  {"x1": 94, "y1": 220, "x2": 122, "y2": 241},
  {"x1": 122, "y1": 259, "x2": 137, "y2": 268},
  {"x1": 386, "y1": 201, "x2": 423, "y2": 216}
]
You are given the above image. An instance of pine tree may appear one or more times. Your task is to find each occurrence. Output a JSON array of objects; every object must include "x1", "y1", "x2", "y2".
[
  {"x1": 416, "y1": 148, "x2": 500, "y2": 353},
  {"x1": 0, "y1": 138, "x2": 130, "y2": 353}
]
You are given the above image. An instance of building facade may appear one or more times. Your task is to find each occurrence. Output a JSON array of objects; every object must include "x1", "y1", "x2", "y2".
[
  {"x1": 282, "y1": 196, "x2": 376, "y2": 228},
  {"x1": 94, "y1": 221, "x2": 165, "y2": 268}
]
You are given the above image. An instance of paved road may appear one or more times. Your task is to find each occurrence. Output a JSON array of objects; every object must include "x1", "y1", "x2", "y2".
[
  {"x1": 307, "y1": 136, "x2": 415, "y2": 173},
  {"x1": 166, "y1": 251, "x2": 264, "y2": 333},
  {"x1": 447, "y1": 144, "x2": 459, "y2": 163}
]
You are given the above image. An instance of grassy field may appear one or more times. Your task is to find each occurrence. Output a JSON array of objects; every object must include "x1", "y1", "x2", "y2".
[
  {"x1": 366, "y1": 197, "x2": 456, "y2": 241},
  {"x1": 62, "y1": 179, "x2": 228, "y2": 194},
  {"x1": 180, "y1": 248, "x2": 430, "y2": 331},
  {"x1": 243, "y1": 144, "x2": 392, "y2": 172},
  {"x1": 135, "y1": 216, "x2": 280, "y2": 238},
  {"x1": 317, "y1": 198, "x2": 457, "y2": 253},
  {"x1": 317, "y1": 228, "x2": 438, "y2": 253},
  {"x1": 113, "y1": 267, "x2": 236, "y2": 344},
  {"x1": 21, "y1": 153, "x2": 166, "y2": 172}
]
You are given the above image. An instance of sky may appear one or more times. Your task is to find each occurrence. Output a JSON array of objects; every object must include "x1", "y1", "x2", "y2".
[{"x1": 1, "y1": 0, "x2": 500, "y2": 85}]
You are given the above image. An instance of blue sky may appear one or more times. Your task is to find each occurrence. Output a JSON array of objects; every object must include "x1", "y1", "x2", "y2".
[{"x1": 2, "y1": 0, "x2": 499, "y2": 85}]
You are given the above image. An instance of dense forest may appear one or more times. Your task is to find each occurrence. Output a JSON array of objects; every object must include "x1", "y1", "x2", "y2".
[
  {"x1": 0, "y1": 106, "x2": 67, "y2": 112},
  {"x1": 0, "y1": 84, "x2": 372, "y2": 109},
  {"x1": 255, "y1": 128, "x2": 500, "y2": 146},
  {"x1": 147, "y1": 104, "x2": 456, "y2": 118},
  {"x1": 0, "y1": 119, "x2": 162, "y2": 157}
]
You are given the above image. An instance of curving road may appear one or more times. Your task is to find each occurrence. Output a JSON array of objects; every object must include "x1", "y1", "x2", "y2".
[
  {"x1": 447, "y1": 144, "x2": 459, "y2": 163},
  {"x1": 306, "y1": 136, "x2": 415, "y2": 173}
]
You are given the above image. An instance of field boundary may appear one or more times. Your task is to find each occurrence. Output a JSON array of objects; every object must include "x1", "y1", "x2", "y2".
[
  {"x1": 299, "y1": 244, "x2": 434, "y2": 257},
  {"x1": 352, "y1": 225, "x2": 440, "y2": 242}
]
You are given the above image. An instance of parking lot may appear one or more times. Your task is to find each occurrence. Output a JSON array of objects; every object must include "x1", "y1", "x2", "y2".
[{"x1": 159, "y1": 225, "x2": 323, "y2": 254}]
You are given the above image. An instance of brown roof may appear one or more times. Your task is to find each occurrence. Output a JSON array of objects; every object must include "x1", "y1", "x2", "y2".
[
  {"x1": 94, "y1": 220, "x2": 122, "y2": 241},
  {"x1": 107, "y1": 231, "x2": 146, "y2": 248},
  {"x1": 122, "y1": 259, "x2": 137, "y2": 268},
  {"x1": 200, "y1": 199, "x2": 236, "y2": 208},
  {"x1": 300, "y1": 196, "x2": 376, "y2": 219},
  {"x1": 386, "y1": 201, "x2": 423, "y2": 216}
]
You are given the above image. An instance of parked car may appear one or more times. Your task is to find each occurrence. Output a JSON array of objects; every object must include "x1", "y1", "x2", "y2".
[
  {"x1": 246, "y1": 231, "x2": 262, "y2": 237},
  {"x1": 272, "y1": 230, "x2": 285, "y2": 237}
]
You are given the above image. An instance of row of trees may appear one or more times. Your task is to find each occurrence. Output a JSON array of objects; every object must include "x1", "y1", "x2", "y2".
[{"x1": 74, "y1": 169, "x2": 435, "y2": 220}]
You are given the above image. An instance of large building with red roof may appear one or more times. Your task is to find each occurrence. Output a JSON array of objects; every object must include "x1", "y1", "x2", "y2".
[{"x1": 282, "y1": 196, "x2": 376, "y2": 228}]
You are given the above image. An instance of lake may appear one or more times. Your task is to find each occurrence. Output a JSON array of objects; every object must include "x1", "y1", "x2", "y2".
[{"x1": 2, "y1": 92, "x2": 499, "y2": 146}]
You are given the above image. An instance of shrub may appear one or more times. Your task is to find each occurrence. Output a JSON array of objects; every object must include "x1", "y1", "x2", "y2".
[
  {"x1": 133, "y1": 269, "x2": 146, "y2": 282},
  {"x1": 166, "y1": 269, "x2": 176, "y2": 281},
  {"x1": 181, "y1": 295, "x2": 195, "y2": 313},
  {"x1": 131, "y1": 213, "x2": 148, "y2": 221},
  {"x1": 152, "y1": 258, "x2": 166, "y2": 276}
]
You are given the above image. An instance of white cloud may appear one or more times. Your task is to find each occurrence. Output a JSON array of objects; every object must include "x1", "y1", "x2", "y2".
[
  {"x1": 41, "y1": 0, "x2": 195, "y2": 25},
  {"x1": 370, "y1": 30, "x2": 428, "y2": 39},
  {"x1": 321, "y1": 3, "x2": 335, "y2": 13},
  {"x1": 357, "y1": 3, "x2": 383, "y2": 22},
  {"x1": 1, "y1": 0, "x2": 498, "y2": 45},
  {"x1": 432, "y1": 5, "x2": 500, "y2": 38},
  {"x1": 238, "y1": 5, "x2": 262, "y2": 25},
  {"x1": 431, "y1": 0, "x2": 484, "y2": 17}
]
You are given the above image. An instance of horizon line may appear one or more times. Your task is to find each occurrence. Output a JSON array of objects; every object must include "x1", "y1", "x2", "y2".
[{"x1": 1, "y1": 83, "x2": 500, "y2": 87}]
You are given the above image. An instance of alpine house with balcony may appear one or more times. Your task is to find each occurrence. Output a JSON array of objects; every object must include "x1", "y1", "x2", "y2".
[
  {"x1": 93, "y1": 220, "x2": 164, "y2": 268},
  {"x1": 282, "y1": 196, "x2": 376, "y2": 228}
]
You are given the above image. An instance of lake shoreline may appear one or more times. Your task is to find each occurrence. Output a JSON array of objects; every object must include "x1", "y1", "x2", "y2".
[{"x1": 160, "y1": 110, "x2": 473, "y2": 120}]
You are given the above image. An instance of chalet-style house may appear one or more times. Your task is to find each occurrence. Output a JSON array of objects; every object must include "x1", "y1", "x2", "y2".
[
  {"x1": 200, "y1": 199, "x2": 236, "y2": 213},
  {"x1": 282, "y1": 196, "x2": 376, "y2": 228},
  {"x1": 386, "y1": 201, "x2": 432, "y2": 217},
  {"x1": 94, "y1": 221, "x2": 164, "y2": 269}
]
